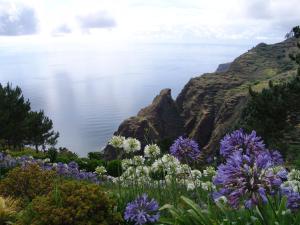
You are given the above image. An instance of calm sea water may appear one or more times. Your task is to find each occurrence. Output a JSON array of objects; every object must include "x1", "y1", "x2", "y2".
[{"x1": 0, "y1": 40, "x2": 250, "y2": 156}]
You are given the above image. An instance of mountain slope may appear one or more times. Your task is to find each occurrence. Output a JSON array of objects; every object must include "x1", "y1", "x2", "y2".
[{"x1": 104, "y1": 38, "x2": 298, "y2": 159}]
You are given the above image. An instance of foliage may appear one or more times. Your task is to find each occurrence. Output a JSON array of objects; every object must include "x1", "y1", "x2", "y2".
[
  {"x1": 0, "y1": 83, "x2": 59, "y2": 151},
  {"x1": 55, "y1": 147, "x2": 78, "y2": 163},
  {"x1": 0, "y1": 83, "x2": 31, "y2": 150},
  {"x1": 26, "y1": 110, "x2": 59, "y2": 151},
  {"x1": 0, "y1": 196, "x2": 19, "y2": 225},
  {"x1": 75, "y1": 158, "x2": 106, "y2": 172},
  {"x1": 17, "y1": 180, "x2": 122, "y2": 225},
  {"x1": 160, "y1": 195, "x2": 300, "y2": 225},
  {"x1": 8, "y1": 148, "x2": 47, "y2": 159},
  {"x1": 47, "y1": 147, "x2": 58, "y2": 163},
  {"x1": 239, "y1": 27, "x2": 300, "y2": 160},
  {"x1": 87, "y1": 151, "x2": 104, "y2": 160},
  {"x1": 107, "y1": 160, "x2": 123, "y2": 177},
  {"x1": 0, "y1": 164, "x2": 57, "y2": 203}
]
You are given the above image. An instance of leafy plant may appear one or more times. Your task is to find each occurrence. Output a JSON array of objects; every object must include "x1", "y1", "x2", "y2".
[
  {"x1": 75, "y1": 158, "x2": 106, "y2": 172},
  {"x1": 0, "y1": 196, "x2": 19, "y2": 224},
  {"x1": 17, "y1": 180, "x2": 122, "y2": 225},
  {"x1": 160, "y1": 196, "x2": 300, "y2": 225},
  {"x1": 107, "y1": 160, "x2": 123, "y2": 177},
  {"x1": 0, "y1": 164, "x2": 57, "y2": 204}
]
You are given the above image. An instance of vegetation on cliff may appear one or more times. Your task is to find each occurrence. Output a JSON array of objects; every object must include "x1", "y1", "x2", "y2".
[
  {"x1": 0, "y1": 84, "x2": 59, "y2": 151},
  {"x1": 105, "y1": 28, "x2": 300, "y2": 162}
]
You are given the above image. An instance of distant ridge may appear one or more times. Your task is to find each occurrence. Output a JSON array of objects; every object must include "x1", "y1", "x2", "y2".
[{"x1": 104, "y1": 38, "x2": 298, "y2": 159}]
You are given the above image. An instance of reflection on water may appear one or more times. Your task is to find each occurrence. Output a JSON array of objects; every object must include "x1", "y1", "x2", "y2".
[{"x1": 0, "y1": 41, "x2": 250, "y2": 156}]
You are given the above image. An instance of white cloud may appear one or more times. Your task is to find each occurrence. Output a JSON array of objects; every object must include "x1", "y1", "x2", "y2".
[
  {"x1": 52, "y1": 24, "x2": 72, "y2": 36},
  {"x1": 77, "y1": 10, "x2": 116, "y2": 30},
  {"x1": 0, "y1": 2, "x2": 38, "y2": 36},
  {"x1": 0, "y1": 0, "x2": 299, "y2": 44}
]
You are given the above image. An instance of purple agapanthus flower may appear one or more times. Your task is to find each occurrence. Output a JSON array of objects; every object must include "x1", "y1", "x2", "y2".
[
  {"x1": 0, "y1": 152, "x2": 100, "y2": 184},
  {"x1": 170, "y1": 136, "x2": 201, "y2": 162},
  {"x1": 124, "y1": 194, "x2": 160, "y2": 225},
  {"x1": 220, "y1": 129, "x2": 267, "y2": 158},
  {"x1": 281, "y1": 188, "x2": 300, "y2": 211},
  {"x1": 214, "y1": 150, "x2": 286, "y2": 208}
]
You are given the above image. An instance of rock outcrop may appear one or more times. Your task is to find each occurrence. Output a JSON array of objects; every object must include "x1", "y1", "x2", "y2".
[
  {"x1": 104, "y1": 38, "x2": 298, "y2": 159},
  {"x1": 215, "y1": 62, "x2": 232, "y2": 73}
]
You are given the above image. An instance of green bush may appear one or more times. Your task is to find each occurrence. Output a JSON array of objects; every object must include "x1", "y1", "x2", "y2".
[
  {"x1": 0, "y1": 164, "x2": 57, "y2": 203},
  {"x1": 17, "y1": 180, "x2": 122, "y2": 225},
  {"x1": 75, "y1": 158, "x2": 106, "y2": 172},
  {"x1": 88, "y1": 152, "x2": 104, "y2": 160},
  {"x1": 107, "y1": 160, "x2": 123, "y2": 177},
  {"x1": 47, "y1": 147, "x2": 58, "y2": 163},
  {"x1": 8, "y1": 148, "x2": 47, "y2": 159},
  {"x1": 55, "y1": 148, "x2": 78, "y2": 163}
]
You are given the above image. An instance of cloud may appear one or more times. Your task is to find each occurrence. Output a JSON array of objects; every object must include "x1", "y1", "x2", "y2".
[
  {"x1": 0, "y1": 3, "x2": 38, "y2": 36},
  {"x1": 52, "y1": 24, "x2": 72, "y2": 36},
  {"x1": 77, "y1": 10, "x2": 116, "y2": 30},
  {"x1": 244, "y1": 0, "x2": 272, "y2": 19}
]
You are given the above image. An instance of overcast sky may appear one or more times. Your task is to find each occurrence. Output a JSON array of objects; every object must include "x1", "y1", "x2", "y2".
[{"x1": 0, "y1": 0, "x2": 299, "y2": 44}]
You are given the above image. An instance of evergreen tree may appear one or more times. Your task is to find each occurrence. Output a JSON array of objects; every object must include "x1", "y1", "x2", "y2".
[
  {"x1": 0, "y1": 83, "x2": 31, "y2": 149},
  {"x1": 240, "y1": 26, "x2": 300, "y2": 155},
  {"x1": 0, "y1": 83, "x2": 59, "y2": 151},
  {"x1": 26, "y1": 110, "x2": 59, "y2": 152}
]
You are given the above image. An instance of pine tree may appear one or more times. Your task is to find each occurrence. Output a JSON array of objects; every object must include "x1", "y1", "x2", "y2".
[
  {"x1": 0, "y1": 83, "x2": 31, "y2": 149},
  {"x1": 26, "y1": 110, "x2": 59, "y2": 152}
]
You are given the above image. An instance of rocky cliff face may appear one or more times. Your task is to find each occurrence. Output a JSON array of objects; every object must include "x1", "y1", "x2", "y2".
[
  {"x1": 215, "y1": 62, "x2": 231, "y2": 73},
  {"x1": 104, "y1": 38, "x2": 298, "y2": 159}
]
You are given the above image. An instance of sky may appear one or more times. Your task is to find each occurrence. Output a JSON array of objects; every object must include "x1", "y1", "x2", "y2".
[{"x1": 0, "y1": 0, "x2": 299, "y2": 45}]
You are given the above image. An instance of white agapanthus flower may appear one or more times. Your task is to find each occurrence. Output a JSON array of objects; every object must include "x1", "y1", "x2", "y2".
[
  {"x1": 203, "y1": 166, "x2": 216, "y2": 177},
  {"x1": 176, "y1": 164, "x2": 191, "y2": 176},
  {"x1": 288, "y1": 169, "x2": 300, "y2": 181},
  {"x1": 132, "y1": 155, "x2": 145, "y2": 166},
  {"x1": 191, "y1": 169, "x2": 202, "y2": 179},
  {"x1": 43, "y1": 158, "x2": 50, "y2": 163},
  {"x1": 144, "y1": 144, "x2": 160, "y2": 158},
  {"x1": 151, "y1": 154, "x2": 180, "y2": 174},
  {"x1": 281, "y1": 180, "x2": 300, "y2": 193},
  {"x1": 135, "y1": 166, "x2": 150, "y2": 177},
  {"x1": 108, "y1": 135, "x2": 125, "y2": 148},
  {"x1": 121, "y1": 159, "x2": 132, "y2": 170},
  {"x1": 95, "y1": 166, "x2": 107, "y2": 175},
  {"x1": 187, "y1": 182, "x2": 196, "y2": 191},
  {"x1": 201, "y1": 181, "x2": 215, "y2": 191},
  {"x1": 214, "y1": 195, "x2": 228, "y2": 206},
  {"x1": 123, "y1": 138, "x2": 141, "y2": 153}
]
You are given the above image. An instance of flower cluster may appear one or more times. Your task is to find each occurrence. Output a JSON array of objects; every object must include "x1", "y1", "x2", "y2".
[
  {"x1": 144, "y1": 144, "x2": 160, "y2": 158},
  {"x1": 281, "y1": 169, "x2": 300, "y2": 211},
  {"x1": 0, "y1": 152, "x2": 100, "y2": 184},
  {"x1": 220, "y1": 129, "x2": 283, "y2": 165},
  {"x1": 123, "y1": 138, "x2": 141, "y2": 153},
  {"x1": 170, "y1": 136, "x2": 201, "y2": 162},
  {"x1": 124, "y1": 194, "x2": 160, "y2": 225},
  {"x1": 108, "y1": 135, "x2": 125, "y2": 148},
  {"x1": 214, "y1": 130, "x2": 286, "y2": 209},
  {"x1": 117, "y1": 151, "x2": 215, "y2": 192},
  {"x1": 95, "y1": 166, "x2": 107, "y2": 176}
]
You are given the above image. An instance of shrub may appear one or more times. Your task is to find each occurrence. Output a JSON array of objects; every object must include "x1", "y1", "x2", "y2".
[
  {"x1": 75, "y1": 158, "x2": 106, "y2": 172},
  {"x1": 0, "y1": 164, "x2": 57, "y2": 203},
  {"x1": 88, "y1": 152, "x2": 104, "y2": 160},
  {"x1": 47, "y1": 147, "x2": 58, "y2": 163},
  {"x1": 18, "y1": 180, "x2": 122, "y2": 225},
  {"x1": 55, "y1": 148, "x2": 78, "y2": 163},
  {"x1": 107, "y1": 160, "x2": 123, "y2": 177},
  {"x1": 0, "y1": 196, "x2": 19, "y2": 224},
  {"x1": 8, "y1": 148, "x2": 47, "y2": 159}
]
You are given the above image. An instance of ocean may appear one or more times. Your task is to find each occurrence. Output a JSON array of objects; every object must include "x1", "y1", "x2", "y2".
[{"x1": 0, "y1": 39, "x2": 250, "y2": 156}]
